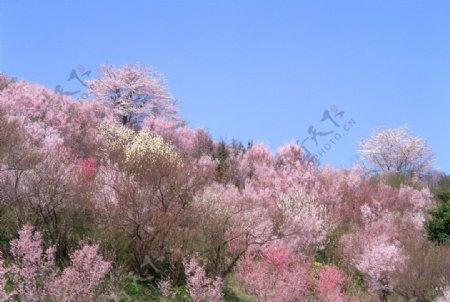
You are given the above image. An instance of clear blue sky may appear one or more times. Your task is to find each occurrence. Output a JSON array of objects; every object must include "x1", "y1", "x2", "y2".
[{"x1": 1, "y1": 1, "x2": 449, "y2": 172}]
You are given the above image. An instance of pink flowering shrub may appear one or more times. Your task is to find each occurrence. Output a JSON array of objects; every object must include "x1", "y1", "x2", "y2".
[
  {"x1": 0, "y1": 224, "x2": 110, "y2": 302},
  {"x1": 47, "y1": 244, "x2": 111, "y2": 302},
  {"x1": 8, "y1": 224, "x2": 56, "y2": 302},
  {"x1": 353, "y1": 183, "x2": 434, "y2": 232},
  {"x1": 183, "y1": 258, "x2": 223, "y2": 302},
  {"x1": 341, "y1": 216, "x2": 407, "y2": 298},
  {"x1": 317, "y1": 265, "x2": 350, "y2": 302},
  {"x1": 238, "y1": 243, "x2": 312, "y2": 302}
]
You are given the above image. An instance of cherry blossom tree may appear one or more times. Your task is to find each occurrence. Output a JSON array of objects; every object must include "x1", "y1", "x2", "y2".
[
  {"x1": 87, "y1": 64, "x2": 179, "y2": 127},
  {"x1": 0, "y1": 224, "x2": 110, "y2": 302},
  {"x1": 357, "y1": 126, "x2": 435, "y2": 177},
  {"x1": 7, "y1": 224, "x2": 56, "y2": 301},
  {"x1": 46, "y1": 244, "x2": 111, "y2": 302},
  {"x1": 341, "y1": 215, "x2": 407, "y2": 300}
]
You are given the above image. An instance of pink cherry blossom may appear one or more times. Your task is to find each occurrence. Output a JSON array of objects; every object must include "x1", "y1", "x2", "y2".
[{"x1": 183, "y1": 258, "x2": 223, "y2": 302}]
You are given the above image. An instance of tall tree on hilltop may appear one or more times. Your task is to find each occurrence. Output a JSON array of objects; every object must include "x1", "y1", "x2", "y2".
[{"x1": 88, "y1": 64, "x2": 179, "y2": 127}]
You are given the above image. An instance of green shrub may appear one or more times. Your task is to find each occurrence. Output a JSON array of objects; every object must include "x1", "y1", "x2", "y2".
[{"x1": 425, "y1": 193, "x2": 450, "y2": 243}]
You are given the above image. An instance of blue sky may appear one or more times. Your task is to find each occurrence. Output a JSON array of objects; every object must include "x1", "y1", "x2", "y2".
[{"x1": 1, "y1": 1, "x2": 449, "y2": 172}]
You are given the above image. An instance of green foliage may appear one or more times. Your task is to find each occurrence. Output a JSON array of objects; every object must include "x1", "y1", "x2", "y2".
[
  {"x1": 425, "y1": 193, "x2": 450, "y2": 243},
  {"x1": 42, "y1": 203, "x2": 98, "y2": 267},
  {"x1": 213, "y1": 141, "x2": 229, "y2": 178},
  {"x1": 69, "y1": 205, "x2": 96, "y2": 238},
  {"x1": 314, "y1": 227, "x2": 345, "y2": 266},
  {"x1": 107, "y1": 273, "x2": 252, "y2": 301},
  {"x1": 436, "y1": 191, "x2": 450, "y2": 204},
  {"x1": 213, "y1": 141, "x2": 229, "y2": 165},
  {"x1": 124, "y1": 274, "x2": 159, "y2": 301},
  {"x1": 0, "y1": 207, "x2": 15, "y2": 254},
  {"x1": 222, "y1": 277, "x2": 253, "y2": 302},
  {"x1": 99, "y1": 229, "x2": 134, "y2": 266},
  {"x1": 105, "y1": 273, "x2": 191, "y2": 302}
]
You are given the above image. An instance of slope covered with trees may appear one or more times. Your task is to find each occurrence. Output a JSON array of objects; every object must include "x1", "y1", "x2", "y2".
[{"x1": 0, "y1": 66, "x2": 448, "y2": 302}]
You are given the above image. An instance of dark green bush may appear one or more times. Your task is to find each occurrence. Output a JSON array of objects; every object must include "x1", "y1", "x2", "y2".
[{"x1": 425, "y1": 192, "x2": 450, "y2": 243}]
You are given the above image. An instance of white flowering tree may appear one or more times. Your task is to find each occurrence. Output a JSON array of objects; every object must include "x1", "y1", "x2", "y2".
[
  {"x1": 87, "y1": 64, "x2": 178, "y2": 127},
  {"x1": 357, "y1": 126, "x2": 435, "y2": 177}
]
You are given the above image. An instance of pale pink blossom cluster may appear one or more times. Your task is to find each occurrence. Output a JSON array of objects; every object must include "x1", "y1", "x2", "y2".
[
  {"x1": 0, "y1": 225, "x2": 110, "y2": 302},
  {"x1": 87, "y1": 64, "x2": 178, "y2": 125},
  {"x1": 0, "y1": 81, "x2": 112, "y2": 153},
  {"x1": 183, "y1": 258, "x2": 223, "y2": 302},
  {"x1": 276, "y1": 191, "x2": 328, "y2": 253},
  {"x1": 341, "y1": 216, "x2": 407, "y2": 293},
  {"x1": 46, "y1": 244, "x2": 111, "y2": 302},
  {"x1": 143, "y1": 116, "x2": 215, "y2": 159},
  {"x1": 358, "y1": 184, "x2": 433, "y2": 230},
  {"x1": 7, "y1": 225, "x2": 55, "y2": 302}
]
